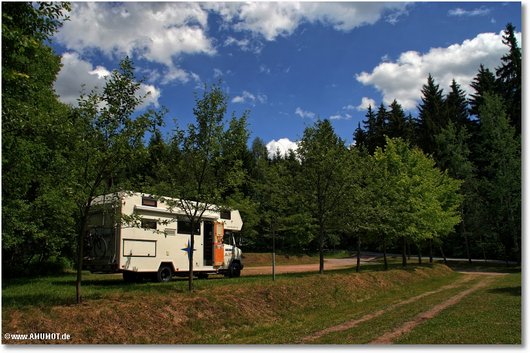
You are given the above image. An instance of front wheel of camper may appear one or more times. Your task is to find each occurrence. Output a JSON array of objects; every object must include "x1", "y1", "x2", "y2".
[
  {"x1": 156, "y1": 265, "x2": 173, "y2": 282},
  {"x1": 123, "y1": 271, "x2": 138, "y2": 283}
]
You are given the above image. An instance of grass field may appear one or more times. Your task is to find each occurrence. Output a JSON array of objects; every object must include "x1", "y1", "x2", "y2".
[{"x1": 1, "y1": 256, "x2": 521, "y2": 345}]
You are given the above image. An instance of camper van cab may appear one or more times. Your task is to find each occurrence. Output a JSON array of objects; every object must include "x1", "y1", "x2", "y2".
[{"x1": 84, "y1": 192, "x2": 244, "y2": 282}]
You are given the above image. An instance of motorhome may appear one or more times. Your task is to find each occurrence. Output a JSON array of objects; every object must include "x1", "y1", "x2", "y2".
[{"x1": 84, "y1": 192, "x2": 244, "y2": 282}]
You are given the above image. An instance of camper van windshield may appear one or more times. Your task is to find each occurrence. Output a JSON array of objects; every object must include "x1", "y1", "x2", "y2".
[{"x1": 224, "y1": 231, "x2": 234, "y2": 245}]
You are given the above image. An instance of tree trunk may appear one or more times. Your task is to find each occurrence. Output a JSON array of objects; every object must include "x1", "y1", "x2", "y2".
[
  {"x1": 406, "y1": 238, "x2": 411, "y2": 260},
  {"x1": 383, "y1": 239, "x2": 388, "y2": 270},
  {"x1": 402, "y1": 236, "x2": 407, "y2": 267},
  {"x1": 417, "y1": 244, "x2": 422, "y2": 265},
  {"x1": 189, "y1": 222, "x2": 195, "y2": 292},
  {"x1": 461, "y1": 205, "x2": 471, "y2": 264},
  {"x1": 356, "y1": 234, "x2": 361, "y2": 273},
  {"x1": 429, "y1": 239, "x2": 433, "y2": 263},
  {"x1": 76, "y1": 205, "x2": 90, "y2": 304},
  {"x1": 439, "y1": 246, "x2": 447, "y2": 264},
  {"x1": 319, "y1": 224, "x2": 325, "y2": 274},
  {"x1": 272, "y1": 221, "x2": 276, "y2": 281},
  {"x1": 479, "y1": 233, "x2": 487, "y2": 262}
]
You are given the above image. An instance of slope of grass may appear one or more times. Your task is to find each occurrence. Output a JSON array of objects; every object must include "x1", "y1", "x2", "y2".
[
  {"x1": 3, "y1": 264, "x2": 454, "y2": 344},
  {"x1": 2, "y1": 263, "x2": 520, "y2": 344}
]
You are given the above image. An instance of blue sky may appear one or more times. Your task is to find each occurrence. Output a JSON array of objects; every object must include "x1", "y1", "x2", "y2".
[{"x1": 52, "y1": 2, "x2": 522, "y2": 156}]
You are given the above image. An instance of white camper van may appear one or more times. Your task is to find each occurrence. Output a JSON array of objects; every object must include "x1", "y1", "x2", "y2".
[{"x1": 83, "y1": 192, "x2": 244, "y2": 282}]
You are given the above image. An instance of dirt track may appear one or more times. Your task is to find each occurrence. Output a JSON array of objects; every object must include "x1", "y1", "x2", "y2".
[
  {"x1": 242, "y1": 257, "x2": 375, "y2": 276},
  {"x1": 298, "y1": 272, "x2": 503, "y2": 344}
]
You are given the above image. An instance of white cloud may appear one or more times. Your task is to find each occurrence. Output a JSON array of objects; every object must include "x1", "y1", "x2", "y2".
[
  {"x1": 356, "y1": 31, "x2": 521, "y2": 110},
  {"x1": 295, "y1": 107, "x2": 316, "y2": 119},
  {"x1": 213, "y1": 68, "x2": 224, "y2": 79},
  {"x1": 55, "y1": 2, "x2": 214, "y2": 84},
  {"x1": 212, "y1": 2, "x2": 410, "y2": 41},
  {"x1": 232, "y1": 91, "x2": 267, "y2": 105},
  {"x1": 54, "y1": 52, "x2": 160, "y2": 110},
  {"x1": 448, "y1": 7, "x2": 491, "y2": 17},
  {"x1": 266, "y1": 138, "x2": 299, "y2": 159},
  {"x1": 355, "y1": 97, "x2": 377, "y2": 111},
  {"x1": 329, "y1": 113, "x2": 352, "y2": 121},
  {"x1": 223, "y1": 36, "x2": 264, "y2": 54}
]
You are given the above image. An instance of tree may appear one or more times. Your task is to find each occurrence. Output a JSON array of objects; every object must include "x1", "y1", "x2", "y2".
[
  {"x1": 297, "y1": 120, "x2": 349, "y2": 273},
  {"x1": 444, "y1": 79, "x2": 472, "y2": 130},
  {"x1": 476, "y1": 93, "x2": 520, "y2": 263},
  {"x1": 416, "y1": 74, "x2": 446, "y2": 155},
  {"x1": 341, "y1": 147, "x2": 373, "y2": 271},
  {"x1": 469, "y1": 64, "x2": 497, "y2": 118},
  {"x1": 158, "y1": 84, "x2": 247, "y2": 291},
  {"x1": 2, "y1": 2, "x2": 75, "y2": 275},
  {"x1": 71, "y1": 57, "x2": 163, "y2": 303},
  {"x1": 435, "y1": 121, "x2": 474, "y2": 262},
  {"x1": 372, "y1": 138, "x2": 462, "y2": 267},
  {"x1": 353, "y1": 123, "x2": 366, "y2": 151},
  {"x1": 374, "y1": 103, "x2": 388, "y2": 149},
  {"x1": 496, "y1": 23, "x2": 521, "y2": 134},
  {"x1": 386, "y1": 99, "x2": 414, "y2": 143},
  {"x1": 362, "y1": 105, "x2": 378, "y2": 154}
]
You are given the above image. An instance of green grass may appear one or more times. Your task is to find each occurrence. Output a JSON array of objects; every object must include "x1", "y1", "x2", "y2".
[
  {"x1": 219, "y1": 271, "x2": 464, "y2": 344},
  {"x1": 2, "y1": 262, "x2": 521, "y2": 344},
  {"x1": 396, "y1": 272, "x2": 521, "y2": 344}
]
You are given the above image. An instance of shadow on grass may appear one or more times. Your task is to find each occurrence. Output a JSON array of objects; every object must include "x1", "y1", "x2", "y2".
[
  {"x1": 443, "y1": 261, "x2": 521, "y2": 274},
  {"x1": 488, "y1": 286, "x2": 521, "y2": 296},
  {"x1": 1, "y1": 262, "x2": 442, "y2": 309}
]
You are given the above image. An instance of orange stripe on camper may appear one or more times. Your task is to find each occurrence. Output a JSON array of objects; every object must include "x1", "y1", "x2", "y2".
[{"x1": 213, "y1": 222, "x2": 224, "y2": 267}]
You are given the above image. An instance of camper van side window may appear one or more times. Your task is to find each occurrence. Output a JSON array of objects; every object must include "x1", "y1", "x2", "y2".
[
  {"x1": 141, "y1": 219, "x2": 157, "y2": 230},
  {"x1": 220, "y1": 210, "x2": 231, "y2": 220},
  {"x1": 142, "y1": 197, "x2": 157, "y2": 207},
  {"x1": 177, "y1": 220, "x2": 201, "y2": 235}
]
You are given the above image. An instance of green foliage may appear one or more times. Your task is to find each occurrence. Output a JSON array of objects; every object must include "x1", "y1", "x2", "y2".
[
  {"x1": 495, "y1": 23, "x2": 521, "y2": 134},
  {"x1": 1, "y1": 5, "x2": 521, "y2": 280},
  {"x1": 297, "y1": 120, "x2": 350, "y2": 271},
  {"x1": 370, "y1": 138, "x2": 462, "y2": 263},
  {"x1": 476, "y1": 93, "x2": 520, "y2": 261},
  {"x1": 416, "y1": 74, "x2": 446, "y2": 154},
  {"x1": 2, "y1": 2, "x2": 75, "y2": 275}
]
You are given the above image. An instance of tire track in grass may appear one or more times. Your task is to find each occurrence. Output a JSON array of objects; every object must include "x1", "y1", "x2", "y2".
[
  {"x1": 370, "y1": 275, "x2": 494, "y2": 344},
  {"x1": 300, "y1": 275, "x2": 474, "y2": 343}
]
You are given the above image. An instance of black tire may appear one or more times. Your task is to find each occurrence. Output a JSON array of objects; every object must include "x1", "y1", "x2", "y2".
[
  {"x1": 123, "y1": 271, "x2": 138, "y2": 283},
  {"x1": 156, "y1": 265, "x2": 173, "y2": 282},
  {"x1": 197, "y1": 272, "x2": 209, "y2": 279},
  {"x1": 228, "y1": 261, "x2": 241, "y2": 278}
]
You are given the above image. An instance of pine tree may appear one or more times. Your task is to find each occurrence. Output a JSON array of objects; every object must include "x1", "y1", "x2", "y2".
[
  {"x1": 445, "y1": 79, "x2": 471, "y2": 130},
  {"x1": 386, "y1": 100, "x2": 407, "y2": 140},
  {"x1": 374, "y1": 103, "x2": 388, "y2": 149},
  {"x1": 476, "y1": 92, "x2": 520, "y2": 262},
  {"x1": 362, "y1": 105, "x2": 378, "y2": 154},
  {"x1": 416, "y1": 74, "x2": 446, "y2": 155},
  {"x1": 353, "y1": 122, "x2": 366, "y2": 150},
  {"x1": 469, "y1": 64, "x2": 497, "y2": 118},
  {"x1": 496, "y1": 23, "x2": 522, "y2": 134}
]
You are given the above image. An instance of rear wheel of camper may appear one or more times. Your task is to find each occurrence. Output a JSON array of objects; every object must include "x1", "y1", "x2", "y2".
[
  {"x1": 227, "y1": 261, "x2": 241, "y2": 278},
  {"x1": 156, "y1": 264, "x2": 173, "y2": 282},
  {"x1": 197, "y1": 272, "x2": 209, "y2": 279}
]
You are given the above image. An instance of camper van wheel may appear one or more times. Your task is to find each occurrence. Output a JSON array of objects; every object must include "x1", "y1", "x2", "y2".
[
  {"x1": 156, "y1": 264, "x2": 173, "y2": 282},
  {"x1": 123, "y1": 271, "x2": 138, "y2": 283},
  {"x1": 228, "y1": 261, "x2": 241, "y2": 278}
]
